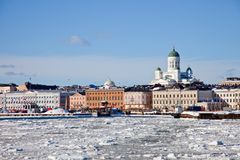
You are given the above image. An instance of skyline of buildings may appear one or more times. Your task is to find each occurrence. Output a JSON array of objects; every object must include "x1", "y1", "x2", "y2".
[
  {"x1": 0, "y1": 1, "x2": 239, "y2": 111},
  {"x1": 1, "y1": 76, "x2": 240, "y2": 112}
]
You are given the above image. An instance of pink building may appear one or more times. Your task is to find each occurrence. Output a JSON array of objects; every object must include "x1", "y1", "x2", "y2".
[
  {"x1": 124, "y1": 90, "x2": 152, "y2": 111},
  {"x1": 68, "y1": 92, "x2": 86, "y2": 111}
]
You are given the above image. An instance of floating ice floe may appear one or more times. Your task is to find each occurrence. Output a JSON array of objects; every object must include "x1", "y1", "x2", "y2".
[
  {"x1": 209, "y1": 140, "x2": 224, "y2": 146},
  {"x1": 167, "y1": 153, "x2": 177, "y2": 159}
]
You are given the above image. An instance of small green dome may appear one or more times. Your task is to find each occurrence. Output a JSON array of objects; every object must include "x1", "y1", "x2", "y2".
[
  {"x1": 168, "y1": 48, "x2": 180, "y2": 57},
  {"x1": 156, "y1": 67, "x2": 161, "y2": 71}
]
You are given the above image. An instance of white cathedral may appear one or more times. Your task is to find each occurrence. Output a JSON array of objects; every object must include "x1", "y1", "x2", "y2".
[{"x1": 150, "y1": 48, "x2": 197, "y2": 85}]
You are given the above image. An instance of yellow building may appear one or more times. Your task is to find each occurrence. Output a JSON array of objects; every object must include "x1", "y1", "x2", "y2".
[{"x1": 152, "y1": 88, "x2": 213, "y2": 111}]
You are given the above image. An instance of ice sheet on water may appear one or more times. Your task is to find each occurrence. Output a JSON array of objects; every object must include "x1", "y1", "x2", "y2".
[{"x1": 0, "y1": 117, "x2": 240, "y2": 159}]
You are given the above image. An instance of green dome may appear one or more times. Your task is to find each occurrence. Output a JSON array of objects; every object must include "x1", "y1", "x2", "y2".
[
  {"x1": 168, "y1": 48, "x2": 180, "y2": 57},
  {"x1": 156, "y1": 67, "x2": 161, "y2": 71}
]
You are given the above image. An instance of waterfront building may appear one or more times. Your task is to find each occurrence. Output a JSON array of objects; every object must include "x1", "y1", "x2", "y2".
[
  {"x1": 150, "y1": 48, "x2": 197, "y2": 85},
  {"x1": 0, "y1": 90, "x2": 71, "y2": 111},
  {"x1": 0, "y1": 84, "x2": 16, "y2": 93},
  {"x1": 86, "y1": 80, "x2": 124, "y2": 110},
  {"x1": 68, "y1": 92, "x2": 86, "y2": 111},
  {"x1": 124, "y1": 85, "x2": 152, "y2": 111},
  {"x1": 213, "y1": 88, "x2": 240, "y2": 110},
  {"x1": 152, "y1": 87, "x2": 213, "y2": 111}
]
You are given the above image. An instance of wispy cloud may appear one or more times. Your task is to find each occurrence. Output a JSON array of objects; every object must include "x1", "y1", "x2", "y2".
[
  {"x1": 5, "y1": 72, "x2": 26, "y2": 76},
  {"x1": 0, "y1": 64, "x2": 15, "y2": 68},
  {"x1": 68, "y1": 35, "x2": 91, "y2": 46},
  {"x1": 4, "y1": 72, "x2": 37, "y2": 78}
]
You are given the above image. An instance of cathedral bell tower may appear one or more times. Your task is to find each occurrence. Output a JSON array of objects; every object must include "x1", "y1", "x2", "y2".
[{"x1": 167, "y1": 48, "x2": 181, "y2": 82}]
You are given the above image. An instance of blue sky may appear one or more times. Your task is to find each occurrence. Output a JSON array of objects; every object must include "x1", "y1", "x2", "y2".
[{"x1": 0, "y1": 0, "x2": 240, "y2": 86}]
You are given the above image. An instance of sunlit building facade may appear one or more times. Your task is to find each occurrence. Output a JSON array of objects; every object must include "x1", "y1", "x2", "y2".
[
  {"x1": 68, "y1": 92, "x2": 86, "y2": 111},
  {"x1": 213, "y1": 88, "x2": 240, "y2": 110},
  {"x1": 86, "y1": 80, "x2": 124, "y2": 109},
  {"x1": 0, "y1": 91, "x2": 70, "y2": 111},
  {"x1": 152, "y1": 88, "x2": 213, "y2": 111}
]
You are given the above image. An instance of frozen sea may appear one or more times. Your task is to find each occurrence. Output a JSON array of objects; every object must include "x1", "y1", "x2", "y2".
[{"x1": 0, "y1": 116, "x2": 240, "y2": 160}]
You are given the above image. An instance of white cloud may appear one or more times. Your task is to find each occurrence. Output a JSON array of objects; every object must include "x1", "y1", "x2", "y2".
[{"x1": 68, "y1": 35, "x2": 91, "y2": 46}]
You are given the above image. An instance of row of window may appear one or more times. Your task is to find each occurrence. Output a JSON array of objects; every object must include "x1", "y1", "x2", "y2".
[
  {"x1": 87, "y1": 92, "x2": 123, "y2": 95},
  {"x1": 153, "y1": 100, "x2": 196, "y2": 105},
  {"x1": 153, "y1": 94, "x2": 197, "y2": 98},
  {"x1": 216, "y1": 98, "x2": 240, "y2": 103},
  {"x1": 3, "y1": 96, "x2": 58, "y2": 100},
  {"x1": 215, "y1": 93, "x2": 240, "y2": 97},
  {"x1": 125, "y1": 102, "x2": 147, "y2": 105},
  {"x1": 5, "y1": 105, "x2": 56, "y2": 109},
  {"x1": 169, "y1": 61, "x2": 179, "y2": 68},
  {"x1": 125, "y1": 95, "x2": 146, "y2": 100},
  {"x1": 87, "y1": 102, "x2": 123, "y2": 106},
  {"x1": 87, "y1": 96, "x2": 122, "y2": 101},
  {"x1": 0, "y1": 89, "x2": 11, "y2": 93},
  {"x1": 70, "y1": 102, "x2": 85, "y2": 105},
  {"x1": 70, "y1": 97, "x2": 85, "y2": 100},
  {"x1": 2, "y1": 101, "x2": 58, "y2": 104}
]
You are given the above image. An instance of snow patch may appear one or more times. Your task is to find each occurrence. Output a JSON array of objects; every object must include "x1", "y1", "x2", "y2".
[{"x1": 43, "y1": 108, "x2": 69, "y2": 114}]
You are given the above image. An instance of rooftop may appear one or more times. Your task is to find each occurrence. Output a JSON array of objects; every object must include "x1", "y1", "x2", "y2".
[{"x1": 168, "y1": 48, "x2": 180, "y2": 57}]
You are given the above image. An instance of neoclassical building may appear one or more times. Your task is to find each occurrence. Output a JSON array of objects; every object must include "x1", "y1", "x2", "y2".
[
  {"x1": 213, "y1": 88, "x2": 240, "y2": 110},
  {"x1": 86, "y1": 80, "x2": 124, "y2": 109},
  {"x1": 68, "y1": 92, "x2": 86, "y2": 111},
  {"x1": 150, "y1": 48, "x2": 196, "y2": 85},
  {"x1": 0, "y1": 90, "x2": 71, "y2": 111},
  {"x1": 124, "y1": 86, "x2": 152, "y2": 111},
  {"x1": 152, "y1": 88, "x2": 213, "y2": 111}
]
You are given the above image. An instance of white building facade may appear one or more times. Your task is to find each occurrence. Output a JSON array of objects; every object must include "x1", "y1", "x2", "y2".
[
  {"x1": 152, "y1": 89, "x2": 213, "y2": 111},
  {"x1": 0, "y1": 90, "x2": 70, "y2": 111},
  {"x1": 150, "y1": 48, "x2": 196, "y2": 85}
]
